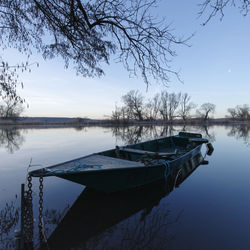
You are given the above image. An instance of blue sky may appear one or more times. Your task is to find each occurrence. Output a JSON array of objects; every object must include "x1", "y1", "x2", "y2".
[{"x1": 8, "y1": 0, "x2": 250, "y2": 118}]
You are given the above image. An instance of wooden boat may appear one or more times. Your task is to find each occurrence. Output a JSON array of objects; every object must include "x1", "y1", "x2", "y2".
[
  {"x1": 29, "y1": 132, "x2": 213, "y2": 193},
  {"x1": 41, "y1": 151, "x2": 207, "y2": 250}
]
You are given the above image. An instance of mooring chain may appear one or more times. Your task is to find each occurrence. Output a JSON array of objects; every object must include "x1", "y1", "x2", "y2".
[
  {"x1": 23, "y1": 174, "x2": 34, "y2": 247},
  {"x1": 38, "y1": 171, "x2": 44, "y2": 243}
]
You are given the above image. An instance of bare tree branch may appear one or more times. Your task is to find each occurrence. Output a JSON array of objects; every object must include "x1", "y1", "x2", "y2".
[
  {"x1": 0, "y1": 0, "x2": 191, "y2": 99},
  {"x1": 199, "y1": 0, "x2": 250, "y2": 25}
]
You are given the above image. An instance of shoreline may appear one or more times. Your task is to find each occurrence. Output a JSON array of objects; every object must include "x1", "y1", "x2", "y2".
[{"x1": 1, "y1": 119, "x2": 250, "y2": 128}]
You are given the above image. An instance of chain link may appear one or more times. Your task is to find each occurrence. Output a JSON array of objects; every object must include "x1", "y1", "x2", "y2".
[
  {"x1": 38, "y1": 171, "x2": 44, "y2": 243},
  {"x1": 23, "y1": 174, "x2": 34, "y2": 249}
]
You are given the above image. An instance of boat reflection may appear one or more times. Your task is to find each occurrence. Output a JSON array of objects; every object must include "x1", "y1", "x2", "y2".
[{"x1": 41, "y1": 152, "x2": 206, "y2": 250}]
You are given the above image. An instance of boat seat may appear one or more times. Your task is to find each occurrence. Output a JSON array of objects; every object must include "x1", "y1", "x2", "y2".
[
  {"x1": 118, "y1": 147, "x2": 177, "y2": 156},
  {"x1": 188, "y1": 138, "x2": 208, "y2": 143},
  {"x1": 177, "y1": 136, "x2": 208, "y2": 144}
]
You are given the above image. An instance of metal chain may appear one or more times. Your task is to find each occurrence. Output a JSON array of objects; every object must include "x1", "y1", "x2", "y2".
[
  {"x1": 23, "y1": 174, "x2": 34, "y2": 248},
  {"x1": 38, "y1": 171, "x2": 44, "y2": 243}
]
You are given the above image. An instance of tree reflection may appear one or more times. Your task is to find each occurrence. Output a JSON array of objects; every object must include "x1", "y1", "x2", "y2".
[
  {"x1": 227, "y1": 125, "x2": 250, "y2": 146},
  {"x1": 0, "y1": 196, "x2": 19, "y2": 250},
  {"x1": 42, "y1": 205, "x2": 70, "y2": 239},
  {"x1": 111, "y1": 125, "x2": 216, "y2": 145},
  {"x1": 111, "y1": 125, "x2": 178, "y2": 145},
  {"x1": 0, "y1": 125, "x2": 216, "y2": 153},
  {"x1": 73, "y1": 125, "x2": 87, "y2": 131},
  {"x1": 196, "y1": 125, "x2": 216, "y2": 143},
  {"x1": 0, "y1": 194, "x2": 69, "y2": 250},
  {"x1": 0, "y1": 127, "x2": 25, "y2": 153}
]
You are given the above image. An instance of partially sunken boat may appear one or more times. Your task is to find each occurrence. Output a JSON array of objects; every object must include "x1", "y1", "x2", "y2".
[{"x1": 29, "y1": 132, "x2": 213, "y2": 193}]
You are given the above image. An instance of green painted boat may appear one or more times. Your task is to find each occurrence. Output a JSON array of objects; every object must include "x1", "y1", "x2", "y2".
[{"x1": 29, "y1": 132, "x2": 213, "y2": 193}]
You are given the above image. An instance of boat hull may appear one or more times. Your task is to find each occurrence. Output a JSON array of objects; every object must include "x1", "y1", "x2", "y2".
[
  {"x1": 57, "y1": 144, "x2": 202, "y2": 193},
  {"x1": 29, "y1": 132, "x2": 210, "y2": 193}
]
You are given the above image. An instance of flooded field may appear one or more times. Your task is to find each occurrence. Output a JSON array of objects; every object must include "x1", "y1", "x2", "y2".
[{"x1": 1, "y1": 125, "x2": 250, "y2": 250}]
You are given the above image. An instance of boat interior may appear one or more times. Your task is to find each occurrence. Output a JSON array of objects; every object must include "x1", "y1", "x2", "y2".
[{"x1": 99, "y1": 135, "x2": 197, "y2": 162}]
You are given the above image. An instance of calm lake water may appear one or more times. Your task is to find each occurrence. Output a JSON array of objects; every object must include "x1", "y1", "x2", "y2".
[{"x1": 1, "y1": 125, "x2": 250, "y2": 250}]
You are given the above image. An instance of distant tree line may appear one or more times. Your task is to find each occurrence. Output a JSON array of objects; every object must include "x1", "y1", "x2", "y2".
[
  {"x1": 111, "y1": 90, "x2": 216, "y2": 123},
  {"x1": 227, "y1": 105, "x2": 250, "y2": 121}
]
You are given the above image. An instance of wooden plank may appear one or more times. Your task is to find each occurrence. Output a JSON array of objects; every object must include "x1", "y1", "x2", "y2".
[
  {"x1": 119, "y1": 147, "x2": 177, "y2": 156},
  {"x1": 179, "y1": 132, "x2": 202, "y2": 138},
  {"x1": 188, "y1": 138, "x2": 208, "y2": 143}
]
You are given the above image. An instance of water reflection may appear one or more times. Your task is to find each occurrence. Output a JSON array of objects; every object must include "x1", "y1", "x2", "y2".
[
  {"x1": 0, "y1": 197, "x2": 69, "y2": 250},
  {"x1": 0, "y1": 127, "x2": 25, "y2": 153},
  {"x1": 194, "y1": 125, "x2": 216, "y2": 143},
  {"x1": 111, "y1": 125, "x2": 215, "y2": 145},
  {"x1": 40, "y1": 152, "x2": 204, "y2": 250},
  {"x1": 0, "y1": 196, "x2": 19, "y2": 249},
  {"x1": 0, "y1": 125, "x2": 216, "y2": 153},
  {"x1": 4, "y1": 125, "x2": 250, "y2": 249},
  {"x1": 73, "y1": 126, "x2": 87, "y2": 132},
  {"x1": 112, "y1": 125, "x2": 178, "y2": 145},
  {"x1": 227, "y1": 125, "x2": 250, "y2": 146}
]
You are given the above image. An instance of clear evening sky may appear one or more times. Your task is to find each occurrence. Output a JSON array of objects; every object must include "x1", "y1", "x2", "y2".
[{"x1": 7, "y1": 0, "x2": 250, "y2": 118}]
